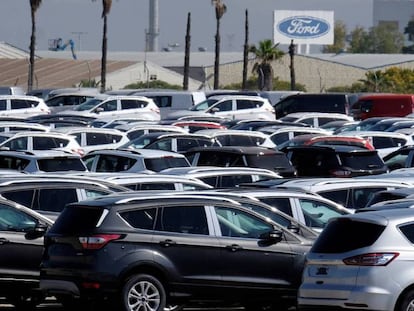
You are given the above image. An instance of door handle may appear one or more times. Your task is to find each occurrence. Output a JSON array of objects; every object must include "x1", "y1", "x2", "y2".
[
  {"x1": 225, "y1": 244, "x2": 243, "y2": 252},
  {"x1": 159, "y1": 239, "x2": 176, "y2": 247},
  {"x1": 0, "y1": 238, "x2": 9, "y2": 245}
]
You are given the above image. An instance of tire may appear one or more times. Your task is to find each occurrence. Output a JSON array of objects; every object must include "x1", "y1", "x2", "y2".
[
  {"x1": 122, "y1": 274, "x2": 166, "y2": 311},
  {"x1": 399, "y1": 289, "x2": 414, "y2": 311}
]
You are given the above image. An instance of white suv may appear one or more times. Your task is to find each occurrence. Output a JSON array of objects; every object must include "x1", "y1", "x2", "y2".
[
  {"x1": 164, "y1": 95, "x2": 275, "y2": 121},
  {"x1": 0, "y1": 95, "x2": 50, "y2": 117},
  {"x1": 61, "y1": 94, "x2": 160, "y2": 121}
]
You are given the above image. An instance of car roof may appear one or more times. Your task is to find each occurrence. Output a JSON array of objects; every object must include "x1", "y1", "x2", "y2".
[{"x1": 185, "y1": 146, "x2": 284, "y2": 154}]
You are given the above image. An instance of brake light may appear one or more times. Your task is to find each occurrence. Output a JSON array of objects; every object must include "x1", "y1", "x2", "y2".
[
  {"x1": 79, "y1": 234, "x2": 121, "y2": 250},
  {"x1": 343, "y1": 252, "x2": 399, "y2": 266}
]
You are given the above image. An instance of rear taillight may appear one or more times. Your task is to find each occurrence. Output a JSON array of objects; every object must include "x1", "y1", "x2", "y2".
[
  {"x1": 343, "y1": 252, "x2": 399, "y2": 266},
  {"x1": 79, "y1": 234, "x2": 121, "y2": 250}
]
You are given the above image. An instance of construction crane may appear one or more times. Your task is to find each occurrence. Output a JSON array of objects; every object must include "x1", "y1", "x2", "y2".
[{"x1": 48, "y1": 38, "x2": 77, "y2": 60}]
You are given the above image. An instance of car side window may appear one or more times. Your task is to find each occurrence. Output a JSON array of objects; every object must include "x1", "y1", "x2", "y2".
[
  {"x1": 318, "y1": 189, "x2": 348, "y2": 207},
  {"x1": 236, "y1": 100, "x2": 257, "y2": 110},
  {"x1": 0, "y1": 100, "x2": 6, "y2": 110},
  {"x1": 210, "y1": 100, "x2": 232, "y2": 112},
  {"x1": 35, "y1": 189, "x2": 78, "y2": 212},
  {"x1": 98, "y1": 100, "x2": 117, "y2": 112},
  {"x1": 298, "y1": 198, "x2": 347, "y2": 229},
  {"x1": 0, "y1": 203, "x2": 37, "y2": 232},
  {"x1": 159, "y1": 206, "x2": 208, "y2": 235},
  {"x1": 214, "y1": 206, "x2": 273, "y2": 239},
  {"x1": 121, "y1": 100, "x2": 147, "y2": 110},
  {"x1": 399, "y1": 223, "x2": 414, "y2": 243},
  {"x1": 258, "y1": 197, "x2": 293, "y2": 216},
  {"x1": 120, "y1": 208, "x2": 157, "y2": 230},
  {"x1": 33, "y1": 137, "x2": 59, "y2": 149},
  {"x1": 11, "y1": 99, "x2": 33, "y2": 109},
  {"x1": 2, "y1": 190, "x2": 36, "y2": 209},
  {"x1": 6, "y1": 137, "x2": 28, "y2": 150}
]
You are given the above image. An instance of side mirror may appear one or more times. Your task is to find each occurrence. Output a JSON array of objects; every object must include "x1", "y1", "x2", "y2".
[
  {"x1": 94, "y1": 107, "x2": 104, "y2": 114},
  {"x1": 25, "y1": 223, "x2": 48, "y2": 240},
  {"x1": 259, "y1": 229, "x2": 283, "y2": 244},
  {"x1": 210, "y1": 107, "x2": 220, "y2": 114}
]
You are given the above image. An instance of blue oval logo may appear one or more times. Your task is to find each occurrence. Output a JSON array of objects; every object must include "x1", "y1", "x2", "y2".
[{"x1": 277, "y1": 16, "x2": 330, "y2": 39}]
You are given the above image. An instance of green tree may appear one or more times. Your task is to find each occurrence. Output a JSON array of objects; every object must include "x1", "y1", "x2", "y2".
[
  {"x1": 348, "y1": 26, "x2": 368, "y2": 53},
  {"x1": 93, "y1": 0, "x2": 112, "y2": 93},
  {"x1": 323, "y1": 20, "x2": 347, "y2": 53},
  {"x1": 349, "y1": 24, "x2": 403, "y2": 53},
  {"x1": 28, "y1": 0, "x2": 42, "y2": 92},
  {"x1": 249, "y1": 39, "x2": 284, "y2": 91},
  {"x1": 212, "y1": 0, "x2": 227, "y2": 90}
]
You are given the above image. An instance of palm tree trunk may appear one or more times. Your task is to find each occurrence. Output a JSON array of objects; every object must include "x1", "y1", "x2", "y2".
[
  {"x1": 214, "y1": 17, "x2": 220, "y2": 89},
  {"x1": 242, "y1": 9, "x2": 249, "y2": 90},
  {"x1": 100, "y1": 14, "x2": 108, "y2": 93},
  {"x1": 183, "y1": 12, "x2": 191, "y2": 90},
  {"x1": 28, "y1": 8, "x2": 36, "y2": 92}
]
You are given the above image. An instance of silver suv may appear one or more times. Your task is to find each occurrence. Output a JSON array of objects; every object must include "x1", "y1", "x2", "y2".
[{"x1": 298, "y1": 208, "x2": 414, "y2": 311}]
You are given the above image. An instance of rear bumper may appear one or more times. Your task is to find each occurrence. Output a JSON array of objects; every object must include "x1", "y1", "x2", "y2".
[{"x1": 40, "y1": 279, "x2": 80, "y2": 298}]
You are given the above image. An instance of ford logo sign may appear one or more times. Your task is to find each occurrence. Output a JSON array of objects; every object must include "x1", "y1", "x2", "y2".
[{"x1": 277, "y1": 16, "x2": 330, "y2": 39}]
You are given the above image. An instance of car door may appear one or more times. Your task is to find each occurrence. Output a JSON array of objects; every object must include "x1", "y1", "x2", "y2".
[
  {"x1": 207, "y1": 99, "x2": 233, "y2": 119},
  {"x1": 0, "y1": 203, "x2": 45, "y2": 280},
  {"x1": 150, "y1": 205, "x2": 222, "y2": 292},
  {"x1": 212, "y1": 205, "x2": 300, "y2": 291}
]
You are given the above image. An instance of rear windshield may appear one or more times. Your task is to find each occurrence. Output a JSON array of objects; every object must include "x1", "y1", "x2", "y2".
[
  {"x1": 339, "y1": 152, "x2": 384, "y2": 169},
  {"x1": 49, "y1": 206, "x2": 105, "y2": 234},
  {"x1": 246, "y1": 153, "x2": 292, "y2": 169},
  {"x1": 144, "y1": 157, "x2": 190, "y2": 172},
  {"x1": 311, "y1": 217, "x2": 385, "y2": 253},
  {"x1": 38, "y1": 158, "x2": 86, "y2": 172}
]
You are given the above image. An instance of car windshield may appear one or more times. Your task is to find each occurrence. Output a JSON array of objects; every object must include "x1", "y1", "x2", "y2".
[
  {"x1": 73, "y1": 98, "x2": 103, "y2": 111},
  {"x1": 189, "y1": 98, "x2": 219, "y2": 111}
]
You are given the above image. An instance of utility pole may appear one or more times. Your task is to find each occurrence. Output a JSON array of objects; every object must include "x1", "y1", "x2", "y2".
[{"x1": 289, "y1": 39, "x2": 296, "y2": 91}]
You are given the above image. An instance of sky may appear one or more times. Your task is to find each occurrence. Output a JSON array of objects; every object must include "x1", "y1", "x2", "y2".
[{"x1": 0, "y1": 0, "x2": 374, "y2": 53}]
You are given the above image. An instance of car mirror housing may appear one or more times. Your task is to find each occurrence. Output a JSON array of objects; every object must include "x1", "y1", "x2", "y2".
[
  {"x1": 25, "y1": 223, "x2": 48, "y2": 240},
  {"x1": 259, "y1": 229, "x2": 283, "y2": 244}
]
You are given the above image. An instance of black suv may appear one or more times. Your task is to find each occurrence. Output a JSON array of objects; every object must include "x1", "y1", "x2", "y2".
[
  {"x1": 184, "y1": 146, "x2": 296, "y2": 177},
  {"x1": 285, "y1": 145, "x2": 388, "y2": 177},
  {"x1": 40, "y1": 193, "x2": 312, "y2": 310}
]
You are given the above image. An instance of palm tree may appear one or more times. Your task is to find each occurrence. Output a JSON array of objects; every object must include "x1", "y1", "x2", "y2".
[
  {"x1": 249, "y1": 39, "x2": 284, "y2": 91},
  {"x1": 28, "y1": 0, "x2": 42, "y2": 93},
  {"x1": 212, "y1": 0, "x2": 226, "y2": 89},
  {"x1": 93, "y1": 0, "x2": 112, "y2": 93}
]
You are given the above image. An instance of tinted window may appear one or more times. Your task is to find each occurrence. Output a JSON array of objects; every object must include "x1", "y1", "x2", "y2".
[
  {"x1": 37, "y1": 158, "x2": 86, "y2": 172},
  {"x1": 339, "y1": 152, "x2": 384, "y2": 170},
  {"x1": 148, "y1": 96, "x2": 172, "y2": 108},
  {"x1": 318, "y1": 189, "x2": 348, "y2": 207},
  {"x1": 95, "y1": 155, "x2": 137, "y2": 172},
  {"x1": 120, "y1": 208, "x2": 157, "y2": 230},
  {"x1": 399, "y1": 223, "x2": 414, "y2": 243},
  {"x1": 98, "y1": 100, "x2": 117, "y2": 112},
  {"x1": 35, "y1": 189, "x2": 78, "y2": 212},
  {"x1": 11, "y1": 99, "x2": 33, "y2": 109},
  {"x1": 0, "y1": 100, "x2": 6, "y2": 110},
  {"x1": 2, "y1": 190, "x2": 35, "y2": 208},
  {"x1": 311, "y1": 218, "x2": 385, "y2": 253},
  {"x1": 384, "y1": 149, "x2": 410, "y2": 170},
  {"x1": 144, "y1": 157, "x2": 189, "y2": 172},
  {"x1": 159, "y1": 206, "x2": 208, "y2": 235},
  {"x1": 50, "y1": 206, "x2": 105, "y2": 234},
  {"x1": 236, "y1": 100, "x2": 259, "y2": 110},
  {"x1": 5, "y1": 137, "x2": 28, "y2": 150},
  {"x1": 33, "y1": 137, "x2": 60, "y2": 149},
  {"x1": 257, "y1": 197, "x2": 292, "y2": 216},
  {"x1": 86, "y1": 133, "x2": 119, "y2": 145},
  {"x1": 0, "y1": 156, "x2": 30, "y2": 170},
  {"x1": 121, "y1": 100, "x2": 148, "y2": 109},
  {"x1": 139, "y1": 183, "x2": 175, "y2": 190},
  {"x1": 220, "y1": 175, "x2": 253, "y2": 187},
  {"x1": 216, "y1": 135, "x2": 265, "y2": 146}
]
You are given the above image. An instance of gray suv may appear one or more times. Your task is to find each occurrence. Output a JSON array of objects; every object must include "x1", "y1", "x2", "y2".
[{"x1": 298, "y1": 208, "x2": 414, "y2": 311}]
